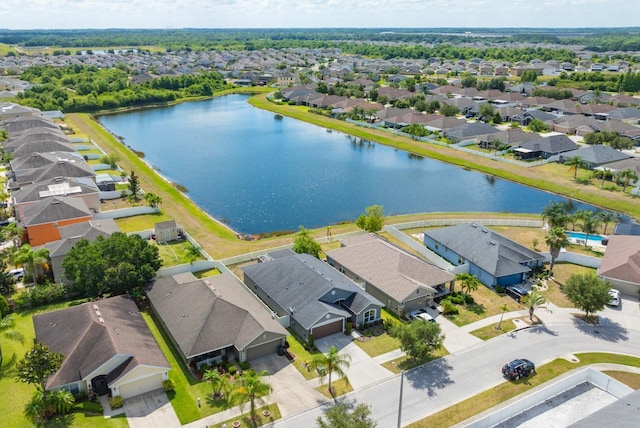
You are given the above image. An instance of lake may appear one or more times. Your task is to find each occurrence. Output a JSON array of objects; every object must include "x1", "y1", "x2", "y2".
[{"x1": 98, "y1": 94, "x2": 592, "y2": 234}]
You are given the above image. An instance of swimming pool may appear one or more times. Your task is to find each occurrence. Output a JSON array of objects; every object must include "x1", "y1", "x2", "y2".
[{"x1": 566, "y1": 231, "x2": 607, "y2": 246}]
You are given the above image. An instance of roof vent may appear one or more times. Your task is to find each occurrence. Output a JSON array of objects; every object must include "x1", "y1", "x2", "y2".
[
  {"x1": 95, "y1": 310, "x2": 101, "y2": 317},
  {"x1": 98, "y1": 316, "x2": 104, "y2": 323},
  {"x1": 488, "y1": 240, "x2": 496, "y2": 245},
  {"x1": 471, "y1": 223, "x2": 478, "y2": 228},
  {"x1": 93, "y1": 304, "x2": 98, "y2": 310},
  {"x1": 481, "y1": 229, "x2": 488, "y2": 233}
]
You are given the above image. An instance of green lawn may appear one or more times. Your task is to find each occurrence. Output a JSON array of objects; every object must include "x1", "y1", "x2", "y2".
[
  {"x1": 445, "y1": 286, "x2": 522, "y2": 327},
  {"x1": 155, "y1": 239, "x2": 205, "y2": 267},
  {"x1": 285, "y1": 334, "x2": 321, "y2": 381},
  {"x1": 115, "y1": 212, "x2": 174, "y2": 232},
  {"x1": 209, "y1": 404, "x2": 281, "y2": 428},
  {"x1": 383, "y1": 347, "x2": 449, "y2": 373},
  {"x1": 408, "y1": 353, "x2": 640, "y2": 428},
  {"x1": 469, "y1": 320, "x2": 518, "y2": 340},
  {"x1": 354, "y1": 333, "x2": 400, "y2": 357}
]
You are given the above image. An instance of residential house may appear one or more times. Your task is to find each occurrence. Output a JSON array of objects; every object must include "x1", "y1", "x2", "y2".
[
  {"x1": 443, "y1": 122, "x2": 501, "y2": 144},
  {"x1": 478, "y1": 128, "x2": 541, "y2": 149},
  {"x1": 12, "y1": 176, "x2": 100, "y2": 222},
  {"x1": 9, "y1": 151, "x2": 85, "y2": 180},
  {"x1": 510, "y1": 109, "x2": 557, "y2": 126},
  {"x1": 596, "y1": 157, "x2": 640, "y2": 186},
  {"x1": 558, "y1": 145, "x2": 630, "y2": 168},
  {"x1": 1, "y1": 115, "x2": 60, "y2": 134},
  {"x1": 43, "y1": 219, "x2": 120, "y2": 283},
  {"x1": 513, "y1": 134, "x2": 579, "y2": 160},
  {"x1": 548, "y1": 114, "x2": 598, "y2": 134},
  {"x1": 326, "y1": 234, "x2": 454, "y2": 318},
  {"x1": 423, "y1": 223, "x2": 545, "y2": 288},
  {"x1": 147, "y1": 272, "x2": 287, "y2": 367},
  {"x1": 424, "y1": 116, "x2": 467, "y2": 132},
  {"x1": 0, "y1": 102, "x2": 40, "y2": 121},
  {"x1": 33, "y1": 295, "x2": 170, "y2": 399},
  {"x1": 22, "y1": 197, "x2": 93, "y2": 246},
  {"x1": 9, "y1": 158, "x2": 96, "y2": 189},
  {"x1": 243, "y1": 250, "x2": 383, "y2": 342},
  {"x1": 598, "y1": 235, "x2": 640, "y2": 296}
]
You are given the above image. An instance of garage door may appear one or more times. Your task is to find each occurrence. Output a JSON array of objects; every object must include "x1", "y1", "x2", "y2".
[
  {"x1": 117, "y1": 373, "x2": 163, "y2": 399},
  {"x1": 312, "y1": 320, "x2": 343, "y2": 339},
  {"x1": 245, "y1": 339, "x2": 281, "y2": 361}
]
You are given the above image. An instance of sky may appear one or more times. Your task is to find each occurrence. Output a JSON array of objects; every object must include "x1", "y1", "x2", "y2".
[{"x1": 0, "y1": 0, "x2": 638, "y2": 30}]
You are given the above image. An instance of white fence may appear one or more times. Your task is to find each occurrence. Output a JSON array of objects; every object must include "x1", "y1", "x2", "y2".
[
  {"x1": 382, "y1": 225, "x2": 454, "y2": 270},
  {"x1": 392, "y1": 218, "x2": 543, "y2": 230},
  {"x1": 541, "y1": 250, "x2": 603, "y2": 269},
  {"x1": 462, "y1": 368, "x2": 633, "y2": 428},
  {"x1": 93, "y1": 206, "x2": 159, "y2": 220}
]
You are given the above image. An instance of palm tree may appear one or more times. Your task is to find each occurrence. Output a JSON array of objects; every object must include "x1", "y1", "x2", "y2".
[
  {"x1": 14, "y1": 245, "x2": 49, "y2": 284},
  {"x1": 455, "y1": 273, "x2": 480, "y2": 296},
  {"x1": 1, "y1": 314, "x2": 25, "y2": 366},
  {"x1": 616, "y1": 169, "x2": 638, "y2": 193},
  {"x1": 580, "y1": 212, "x2": 600, "y2": 247},
  {"x1": 309, "y1": 346, "x2": 352, "y2": 397},
  {"x1": 593, "y1": 168, "x2": 612, "y2": 188},
  {"x1": 234, "y1": 369, "x2": 271, "y2": 423},
  {"x1": 541, "y1": 201, "x2": 568, "y2": 229},
  {"x1": 565, "y1": 155, "x2": 588, "y2": 179},
  {"x1": 545, "y1": 227, "x2": 569, "y2": 275},
  {"x1": 597, "y1": 211, "x2": 616, "y2": 235},
  {"x1": 203, "y1": 367, "x2": 227, "y2": 398},
  {"x1": 524, "y1": 290, "x2": 547, "y2": 323},
  {"x1": 2, "y1": 222, "x2": 23, "y2": 250},
  {"x1": 185, "y1": 244, "x2": 202, "y2": 265}
]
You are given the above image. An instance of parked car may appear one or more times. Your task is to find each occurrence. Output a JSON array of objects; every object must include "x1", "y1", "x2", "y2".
[
  {"x1": 9, "y1": 267, "x2": 25, "y2": 282},
  {"x1": 608, "y1": 289, "x2": 621, "y2": 307},
  {"x1": 406, "y1": 308, "x2": 428, "y2": 320},
  {"x1": 505, "y1": 284, "x2": 529, "y2": 302},
  {"x1": 502, "y1": 358, "x2": 535, "y2": 380},
  {"x1": 414, "y1": 312, "x2": 436, "y2": 323}
]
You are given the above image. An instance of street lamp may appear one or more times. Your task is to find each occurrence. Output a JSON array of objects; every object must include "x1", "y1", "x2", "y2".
[{"x1": 392, "y1": 362, "x2": 404, "y2": 428}]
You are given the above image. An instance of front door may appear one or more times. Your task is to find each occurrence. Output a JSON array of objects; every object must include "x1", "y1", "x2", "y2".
[{"x1": 91, "y1": 375, "x2": 109, "y2": 396}]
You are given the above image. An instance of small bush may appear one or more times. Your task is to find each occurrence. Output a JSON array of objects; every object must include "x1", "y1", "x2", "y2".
[
  {"x1": 162, "y1": 379, "x2": 175, "y2": 392},
  {"x1": 442, "y1": 300, "x2": 459, "y2": 315},
  {"x1": 109, "y1": 396, "x2": 123, "y2": 409},
  {"x1": 451, "y1": 294, "x2": 465, "y2": 305},
  {"x1": 495, "y1": 285, "x2": 505, "y2": 294},
  {"x1": 464, "y1": 294, "x2": 475, "y2": 304},
  {"x1": 239, "y1": 361, "x2": 251, "y2": 371},
  {"x1": 228, "y1": 365, "x2": 237, "y2": 376},
  {"x1": 345, "y1": 322, "x2": 352, "y2": 335}
]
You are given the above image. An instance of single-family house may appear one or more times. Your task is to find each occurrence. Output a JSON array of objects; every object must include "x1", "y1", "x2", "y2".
[
  {"x1": 510, "y1": 109, "x2": 557, "y2": 126},
  {"x1": 33, "y1": 295, "x2": 170, "y2": 399},
  {"x1": 243, "y1": 250, "x2": 383, "y2": 342},
  {"x1": 22, "y1": 197, "x2": 93, "y2": 246},
  {"x1": 423, "y1": 223, "x2": 545, "y2": 288},
  {"x1": 558, "y1": 145, "x2": 630, "y2": 168},
  {"x1": 444, "y1": 122, "x2": 501, "y2": 144},
  {"x1": 514, "y1": 135, "x2": 579, "y2": 160},
  {"x1": 326, "y1": 234, "x2": 454, "y2": 318},
  {"x1": 147, "y1": 272, "x2": 288, "y2": 367},
  {"x1": 598, "y1": 235, "x2": 640, "y2": 296},
  {"x1": 596, "y1": 157, "x2": 640, "y2": 186}
]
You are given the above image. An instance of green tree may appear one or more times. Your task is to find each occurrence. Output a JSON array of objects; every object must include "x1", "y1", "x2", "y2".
[
  {"x1": 292, "y1": 226, "x2": 322, "y2": 259},
  {"x1": 460, "y1": 73, "x2": 477, "y2": 88},
  {"x1": 203, "y1": 368, "x2": 227, "y2": 398},
  {"x1": 99, "y1": 152, "x2": 120, "y2": 169},
  {"x1": 389, "y1": 319, "x2": 445, "y2": 360},
  {"x1": 62, "y1": 232, "x2": 161, "y2": 297},
  {"x1": 309, "y1": 346, "x2": 352, "y2": 397},
  {"x1": 0, "y1": 259, "x2": 16, "y2": 294},
  {"x1": 564, "y1": 272, "x2": 611, "y2": 318},
  {"x1": 185, "y1": 243, "x2": 203, "y2": 265},
  {"x1": 317, "y1": 402, "x2": 377, "y2": 428},
  {"x1": 520, "y1": 70, "x2": 538, "y2": 83},
  {"x1": 616, "y1": 169, "x2": 638, "y2": 193},
  {"x1": 24, "y1": 389, "x2": 75, "y2": 424},
  {"x1": 455, "y1": 273, "x2": 480, "y2": 296},
  {"x1": 528, "y1": 118, "x2": 548, "y2": 132},
  {"x1": 545, "y1": 227, "x2": 569, "y2": 274},
  {"x1": 439, "y1": 103, "x2": 460, "y2": 117},
  {"x1": 144, "y1": 192, "x2": 162, "y2": 208},
  {"x1": 524, "y1": 289, "x2": 547, "y2": 323},
  {"x1": 234, "y1": 369, "x2": 272, "y2": 422},
  {"x1": 2, "y1": 222, "x2": 23, "y2": 250},
  {"x1": 355, "y1": 205, "x2": 385, "y2": 232},
  {"x1": 479, "y1": 103, "x2": 495, "y2": 120},
  {"x1": 14, "y1": 244, "x2": 49, "y2": 284},
  {"x1": 597, "y1": 211, "x2": 616, "y2": 235},
  {"x1": 16, "y1": 343, "x2": 64, "y2": 401},
  {"x1": 1, "y1": 312, "x2": 25, "y2": 366},
  {"x1": 580, "y1": 211, "x2": 600, "y2": 247},
  {"x1": 127, "y1": 170, "x2": 141, "y2": 201},
  {"x1": 541, "y1": 201, "x2": 569, "y2": 229},
  {"x1": 565, "y1": 155, "x2": 588, "y2": 179}
]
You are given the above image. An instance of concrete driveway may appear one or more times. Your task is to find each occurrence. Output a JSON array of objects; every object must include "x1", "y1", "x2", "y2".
[
  {"x1": 315, "y1": 334, "x2": 395, "y2": 390},
  {"x1": 124, "y1": 390, "x2": 180, "y2": 428}
]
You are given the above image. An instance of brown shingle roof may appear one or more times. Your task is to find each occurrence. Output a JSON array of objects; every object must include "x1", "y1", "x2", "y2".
[{"x1": 599, "y1": 235, "x2": 640, "y2": 284}]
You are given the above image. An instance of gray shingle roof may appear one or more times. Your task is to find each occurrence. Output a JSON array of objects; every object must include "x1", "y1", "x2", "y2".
[
  {"x1": 424, "y1": 223, "x2": 544, "y2": 278},
  {"x1": 327, "y1": 234, "x2": 454, "y2": 302},
  {"x1": 33, "y1": 295, "x2": 169, "y2": 389},
  {"x1": 146, "y1": 272, "x2": 287, "y2": 360},
  {"x1": 560, "y1": 145, "x2": 630, "y2": 166},
  {"x1": 12, "y1": 176, "x2": 98, "y2": 205},
  {"x1": 242, "y1": 251, "x2": 380, "y2": 330},
  {"x1": 516, "y1": 134, "x2": 578, "y2": 154},
  {"x1": 22, "y1": 197, "x2": 92, "y2": 227}
]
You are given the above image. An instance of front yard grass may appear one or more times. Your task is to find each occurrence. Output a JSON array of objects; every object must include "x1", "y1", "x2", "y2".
[
  {"x1": 408, "y1": 352, "x2": 640, "y2": 428},
  {"x1": 469, "y1": 321, "x2": 518, "y2": 341},
  {"x1": 285, "y1": 334, "x2": 320, "y2": 381},
  {"x1": 383, "y1": 347, "x2": 449, "y2": 373},
  {"x1": 209, "y1": 404, "x2": 280, "y2": 428},
  {"x1": 444, "y1": 286, "x2": 522, "y2": 327},
  {"x1": 354, "y1": 333, "x2": 400, "y2": 357},
  {"x1": 543, "y1": 263, "x2": 596, "y2": 308},
  {"x1": 316, "y1": 378, "x2": 352, "y2": 398}
]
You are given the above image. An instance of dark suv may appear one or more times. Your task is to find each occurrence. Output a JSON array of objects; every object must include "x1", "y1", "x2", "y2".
[{"x1": 502, "y1": 358, "x2": 535, "y2": 380}]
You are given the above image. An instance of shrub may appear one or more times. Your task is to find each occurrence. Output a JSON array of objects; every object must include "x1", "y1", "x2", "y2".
[
  {"x1": 239, "y1": 361, "x2": 251, "y2": 371},
  {"x1": 451, "y1": 294, "x2": 465, "y2": 305},
  {"x1": 308, "y1": 334, "x2": 315, "y2": 349},
  {"x1": 228, "y1": 365, "x2": 237, "y2": 376},
  {"x1": 495, "y1": 285, "x2": 505, "y2": 294},
  {"x1": 464, "y1": 294, "x2": 475, "y2": 304},
  {"x1": 162, "y1": 379, "x2": 175, "y2": 392},
  {"x1": 441, "y1": 300, "x2": 459, "y2": 315},
  {"x1": 109, "y1": 396, "x2": 123, "y2": 409},
  {"x1": 345, "y1": 322, "x2": 352, "y2": 335},
  {"x1": 0, "y1": 295, "x2": 9, "y2": 318}
]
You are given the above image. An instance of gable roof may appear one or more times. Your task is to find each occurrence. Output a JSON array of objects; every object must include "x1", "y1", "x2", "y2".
[
  {"x1": 33, "y1": 295, "x2": 168, "y2": 389},
  {"x1": 146, "y1": 272, "x2": 287, "y2": 360},
  {"x1": 559, "y1": 145, "x2": 630, "y2": 166},
  {"x1": 444, "y1": 122, "x2": 500, "y2": 140},
  {"x1": 599, "y1": 235, "x2": 640, "y2": 284},
  {"x1": 424, "y1": 223, "x2": 544, "y2": 278},
  {"x1": 242, "y1": 251, "x2": 381, "y2": 330},
  {"x1": 44, "y1": 219, "x2": 120, "y2": 258},
  {"x1": 327, "y1": 234, "x2": 454, "y2": 302},
  {"x1": 12, "y1": 176, "x2": 98, "y2": 205},
  {"x1": 516, "y1": 134, "x2": 578, "y2": 154}
]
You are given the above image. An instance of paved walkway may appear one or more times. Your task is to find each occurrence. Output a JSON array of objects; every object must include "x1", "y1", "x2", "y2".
[{"x1": 125, "y1": 390, "x2": 180, "y2": 428}]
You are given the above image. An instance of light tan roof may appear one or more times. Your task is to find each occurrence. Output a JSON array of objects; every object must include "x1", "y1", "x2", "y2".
[
  {"x1": 327, "y1": 234, "x2": 454, "y2": 302},
  {"x1": 599, "y1": 235, "x2": 640, "y2": 284}
]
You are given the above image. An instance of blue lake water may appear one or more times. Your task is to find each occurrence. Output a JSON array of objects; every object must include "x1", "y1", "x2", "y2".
[{"x1": 97, "y1": 94, "x2": 594, "y2": 234}]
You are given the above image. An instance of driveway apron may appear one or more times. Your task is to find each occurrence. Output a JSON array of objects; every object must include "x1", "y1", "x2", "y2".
[{"x1": 124, "y1": 390, "x2": 181, "y2": 428}]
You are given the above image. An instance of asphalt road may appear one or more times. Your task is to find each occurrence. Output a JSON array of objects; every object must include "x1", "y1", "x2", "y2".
[{"x1": 273, "y1": 318, "x2": 640, "y2": 427}]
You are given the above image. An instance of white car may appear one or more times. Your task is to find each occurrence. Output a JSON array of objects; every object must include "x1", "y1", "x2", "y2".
[
  {"x1": 9, "y1": 267, "x2": 25, "y2": 282},
  {"x1": 608, "y1": 289, "x2": 621, "y2": 307},
  {"x1": 414, "y1": 312, "x2": 436, "y2": 322}
]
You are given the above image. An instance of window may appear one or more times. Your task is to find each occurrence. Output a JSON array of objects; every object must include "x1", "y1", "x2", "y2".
[
  {"x1": 435, "y1": 243, "x2": 439, "y2": 250},
  {"x1": 364, "y1": 309, "x2": 376, "y2": 324},
  {"x1": 60, "y1": 383, "x2": 79, "y2": 395}
]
